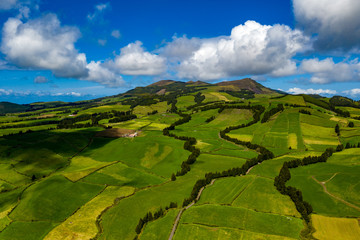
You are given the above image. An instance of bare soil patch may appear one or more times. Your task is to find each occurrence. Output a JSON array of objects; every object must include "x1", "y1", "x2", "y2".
[{"x1": 96, "y1": 128, "x2": 138, "y2": 138}]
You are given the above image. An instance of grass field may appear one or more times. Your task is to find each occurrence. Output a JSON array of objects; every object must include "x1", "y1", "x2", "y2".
[
  {"x1": 10, "y1": 175, "x2": 104, "y2": 222},
  {"x1": 0, "y1": 81, "x2": 359, "y2": 239},
  {"x1": 44, "y1": 186, "x2": 135, "y2": 240},
  {"x1": 177, "y1": 205, "x2": 303, "y2": 239},
  {"x1": 287, "y1": 152, "x2": 360, "y2": 217},
  {"x1": 312, "y1": 214, "x2": 360, "y2": 240}
]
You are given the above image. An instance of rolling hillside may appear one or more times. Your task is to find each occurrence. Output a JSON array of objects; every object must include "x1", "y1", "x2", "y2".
[{"x1": 0, "y1": 79, "x2": 359, "y2": 240}]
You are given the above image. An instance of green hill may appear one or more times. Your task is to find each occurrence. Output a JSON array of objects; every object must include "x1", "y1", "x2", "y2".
[{"x1": 0, "y1": 79, "x2": 359, "y2": 240}]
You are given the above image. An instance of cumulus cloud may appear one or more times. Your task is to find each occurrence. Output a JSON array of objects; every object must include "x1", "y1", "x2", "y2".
[
  {"x1": 1, "y1": 14, "x2": 88, "y2": 78},
  {"x1": 300, "y1": 58, "x2": 360, "y2": 84},
  {"x1": 87, "y1": 2, "x2": 110, "y2": 21},
  {"x1": 107, "y1": 41, "x2": 166, "y2": 76},
  {"x1": 0, "y1": 88, "x2": 83, "y2": 97},
  {"x1": 98, "y1": 39, "x2": 107, "y2": 46},
  {"x1": 287, "y1": 87, "x2": 337, "y2": 95},
  {"x1": 52, "y1": 92, "x2": 82, "y2": 97},
  {"x1": 0, "y1": 0, "x2": 38, "y2": 19},
  {"x1": 0, "y1": 89, "x2": 13, "y2": 95},
  {"x1": 34, "y1": 76, "x2": 49, "y2": 83},
  {"x1": 111, "y1": 29, "x2": 121, "y2": 39},
  {"x1": 165, "y1": 21, "x2": 310, "y2": 81},
  {"x1": 343, "y1": 89, "x2": 360, "y2": 96},
  {"x1": 0, "y1": 0, "x2": 17, "y2": 10},
  {"x1": 82, "y1": 61, "x2": 125, "y2": 87},
  {"x1": 293, "y1": 0, "x2": 360, "y2": 52}
]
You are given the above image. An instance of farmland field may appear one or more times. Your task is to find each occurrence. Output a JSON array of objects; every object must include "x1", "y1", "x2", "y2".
[{"x1": 0, "y1": 79, "x2": 359, "y2": 240}]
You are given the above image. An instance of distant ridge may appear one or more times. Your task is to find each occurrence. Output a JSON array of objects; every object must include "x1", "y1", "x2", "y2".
[
  {"x1": 215, "y1": 78, "x2": 275, "y2": 94},
  {"x1": 148, "y1": 80, "x2": 180, "y2": 87}
]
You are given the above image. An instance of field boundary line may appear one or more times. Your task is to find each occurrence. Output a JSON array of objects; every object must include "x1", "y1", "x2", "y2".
[
  {"x1": 311, "y1": 176, "x2": 360, "y2": 212},
  {"x1": 168, "y1": 179, "x2": 216, "y2": 240}
]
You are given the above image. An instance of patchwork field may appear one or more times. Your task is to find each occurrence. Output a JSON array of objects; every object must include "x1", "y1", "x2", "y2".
[{"x1": 0, "y1": 80, "x2": 359, "y2": 239}]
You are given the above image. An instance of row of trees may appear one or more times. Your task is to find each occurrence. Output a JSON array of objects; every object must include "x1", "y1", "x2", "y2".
[
  {"x1": 0, "y1": 119, "x2": 60, "y2": 129},
  {"x1": 182, "y1": 104, "x2": 274, "y2": 207},
  {"x1": 261, "y1": 104, "x2": 284, "y2": 123},
  {"x1": 274, "y1": 147, "x2": 335, "y2": 223},
  {"x1": 135, "y1": 202, "x2": 177, "y2": 234},
  {"x1": 163, "y1": 112, "x2": 200, "y2": 176},
  {"x1": 57, "y1": 110, "x2": 135, "y2": 128},
  {"x1": 299, "y1": 109, "x2": 311, "y2": 115},
  {"x1": 194, "y1": 92, "x2": 205, "y2": 104}
]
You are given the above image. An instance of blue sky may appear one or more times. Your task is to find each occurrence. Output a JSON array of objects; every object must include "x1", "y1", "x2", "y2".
[{"x1": 1, "y1": 0, "x2": 360, "y2": 103}]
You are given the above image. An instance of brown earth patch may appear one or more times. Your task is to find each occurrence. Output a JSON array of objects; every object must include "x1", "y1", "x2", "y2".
[{"x1": 95, "y1": 128, "x2": 138, "y2": 138}]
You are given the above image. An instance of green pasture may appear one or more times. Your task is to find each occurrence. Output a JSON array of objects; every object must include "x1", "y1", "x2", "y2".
[
  {"x1": 81, "y1": 131, "x2": 189, "y2": 178},
  {"x1": 178, "y1": 205, "x2": 303, "y2": 239},
  {"x1": 140, "y1": 209, "x2": 179, "y2": 240},
  {"x1": 10, "y1": 175, "x2": 104, "y2": 221},
  {"x1": 287, "y1": 157, "x2": 360, "y2": 217}
]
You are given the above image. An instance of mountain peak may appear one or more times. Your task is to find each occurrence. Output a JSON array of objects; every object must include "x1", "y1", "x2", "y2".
[
  {"x1": 148, "y1": 80, "x2": 179, "y2": 87},
  {"x1": 216, "y1": 78, "x2": 273, "y2": 94}
]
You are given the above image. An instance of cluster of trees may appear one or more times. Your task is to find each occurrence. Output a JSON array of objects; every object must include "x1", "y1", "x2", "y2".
[
  {"x1": 0, "y1": 115, "x2": 56, "y2": 124},
  {"x1": 194, "y1": 92, "x2": 205, "y2": 104},
  {"x1": 299, "y1": 109, "x2": 311, "y2": 115},
  {"x1": 147, "y1": 110, "x2": 158, "y2": 115},
  {"x1": 135, "y1": 202, "x2": 177, "y2": 234},
  {"x1": 284, "y1": 103, "x2": 306, "y2": 108},
  {"x1": 219, "y1": 89, "x2": 255, "y2": 99},
  {"x1": 57, "y1": 110, "x2": 136, "y2": 128},
  {"x1": 108, "y1": 114, "x2": 137, "y2": 123},
  {"x1": 261, "y1": 104, "x2": 284, "y2": 123},
  {"x1": 274, "y1": 148, "x2": 335, "y2": 222},
  {"x1": 329, "y1": 96, "x2": 360, "y2": 109},
  {"x1": 348, "y1": 122, "x2": 354, "y2": 127},
  {"x1": 301, "y1": 95, "x2": 352, "y2": 117},
  {"x1": 334, "y1": 108, "x2": 350, "y2": 118},
  {"x1": 0, "y1": 119, "x2": 60, "y2": 129},
  {"x1": 335, "y1": 124, "x2": 340, "y2": 136},
  {"x1": 205, "y1": 116, "x2": 215, "y2": 123},
  {"x1": 122, "y1": 96, "x2": 158, "y2": 108},
  {"x1": 0, "y1": 128, "x2": 56, "y2": 138}
]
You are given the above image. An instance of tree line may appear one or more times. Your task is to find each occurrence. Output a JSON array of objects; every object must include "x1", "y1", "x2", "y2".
[
  {"x1": 299, "y1": 109, "x2": 311, "y2": 115},
  {"x1": 182, "y1": 104, "x2": 274, "y2": 207},
  {"x1": 162, "y1": 112, "x2": 199, "y2": 176},
  {"x1": 134, "y1": 202, "x2": 177, "y2": 235},
  {"x1": 261, "y1": 104, "x2": 284, "y2": 123},
  {"x1": 274, "y1": 147, "x2": 334, "y2": 223},
  {"x1": 57, "y1": 110, "x2": 136, "y2": 129}
]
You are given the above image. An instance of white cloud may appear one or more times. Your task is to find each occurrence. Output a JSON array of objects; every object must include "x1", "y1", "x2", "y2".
[
  {"x1": 98, "y1": 39, "x2": 107, "y2": 46},
  {"x1": 0, "y1": 88, "x2": 83, "y2": 97},
  {"x1": 87, "y1": 2, "x2": 110, "y2": 21},
  {"x1": 52, "y1": 92, "x2": 82, "y2": 97},
  {"x1": 0, "y1": 0, "x2": 38, "y2": 19},
  {"x1": 0, "y1": 89, "x2": 13, "y2": 95},
  {"x1": 293, "y1": 0, "x2": 360, "y2": 52},
  {"x1": 287, "y1": 87, "x2": 337, "y2": 95},
  {"x1": 300, "y1": 58, "x2": 360, "y2": 84},
  {"x1": 0, "y1": 0, "x2": 20, "y2": 10},
  {"x1": 107, "y1": 41, "x2": 166, "y2": 76},
  {"x1": 343, "y1": 89, "x2": 360, "y2": 96},
  {"x1": 82, "y1": 61, "x2": 125, "y2": 87},
  {"x1": 165, "y1": 21, "x2": 310, "y2": 81},
  {"x1": 34, "y1": 76, "x2": 49, "y2": 83},
  {"x1": 1, "y1": 14, "x2": 88, "y2": 78},
  {"x1": 111, "y1": 29, "x2": 121, "y2": 39}
]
